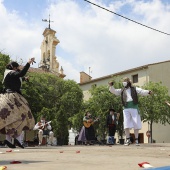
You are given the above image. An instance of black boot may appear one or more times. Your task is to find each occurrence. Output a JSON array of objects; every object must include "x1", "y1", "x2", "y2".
[
  {"x1": 14, "y1": 139, "x2": 24, "y2": 149},
  {"x1": 4, "y1": 140, "x2": 16, "y2": 148}
]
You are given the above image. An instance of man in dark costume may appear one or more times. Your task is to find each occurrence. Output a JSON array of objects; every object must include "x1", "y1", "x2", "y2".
[
  {"x1": 106, "y1": 108, "x2": 120, "y2": 145},
  {"x1": 0, "y1": 58, "x2": 35, "y2": 148}
]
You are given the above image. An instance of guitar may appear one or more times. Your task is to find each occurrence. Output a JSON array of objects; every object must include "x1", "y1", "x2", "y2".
[
  {"x1": 37, "y1": 121, "x2": 51, "y2": 130},
  {"x1": 83, "y1": 118, "x2": 99, "y2": 128}
]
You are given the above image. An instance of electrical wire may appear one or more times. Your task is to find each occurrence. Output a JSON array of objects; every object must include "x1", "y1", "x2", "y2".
[{"x1": 84, "y1": 0, "x2": 170, "y2": 36}]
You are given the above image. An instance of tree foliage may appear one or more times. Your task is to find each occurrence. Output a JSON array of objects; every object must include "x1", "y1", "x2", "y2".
[
  {"x1": 1, "y1": 53, "x2": 170, "y2": 144},
  {"x1": 139, "y1": 81, "x2": 170, "y2": 124},
  {"x1": 87, "y1": 84, "x2": 123, "y2": 140},
  {"x1": 0, "y1": 54, "x2": 84, "y2": 145},
  {"x1": 69, "y1": 78, "x2": 125, "y2": 141},
  {"x1": 0, "y1": 53, "x2": 10, "y2": 90},
  {"x1": 70, "y1": 79, "x2": 170, "y2": 143},
  {"x1": 22, "y1": 72, "x2": 83, "y2": 145},
  {"x1": 139, "y1": 81, "x2": 170, "y2": 142}
]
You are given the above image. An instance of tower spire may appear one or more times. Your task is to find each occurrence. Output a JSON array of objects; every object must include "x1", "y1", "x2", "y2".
[{"x1": 42, "y1": 14, "x2": 54, "y2": 29}]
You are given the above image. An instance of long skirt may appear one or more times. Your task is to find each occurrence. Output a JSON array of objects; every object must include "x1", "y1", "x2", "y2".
[
  {"x1": 85, "y1": 125, "x2": 96, "y2": 141},
  {"x1": 78, "y1": 126, "x2": 86, "y2": 142},
  {"x1": 0, "y1": 92, "x2": 35, "y2": 138}
]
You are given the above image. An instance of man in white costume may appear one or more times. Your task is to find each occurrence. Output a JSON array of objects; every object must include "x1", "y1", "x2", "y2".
[
  {"x1": 109, "y1": 77, "x2": 152, "y2": 146},
  {"x1": 33, "y1": 116, "x2": 54, "y2": 146}
]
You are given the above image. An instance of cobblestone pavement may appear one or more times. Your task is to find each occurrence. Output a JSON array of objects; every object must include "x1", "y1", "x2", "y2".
[{"x1": 0, "y1": 143, "x2": 170, "y2": 170}]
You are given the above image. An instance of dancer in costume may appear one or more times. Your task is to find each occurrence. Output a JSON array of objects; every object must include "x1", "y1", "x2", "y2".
[
  {"x1": 0, "y1": 58, "x2": 35, "y2": 148},
  {"x1": 109, "y1": 77, "x2": 152, "y2": 146}
]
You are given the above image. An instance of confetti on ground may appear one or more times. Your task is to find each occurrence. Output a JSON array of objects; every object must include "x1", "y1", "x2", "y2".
[
  {"x1": 6, "y1": 150, "x2": 12, "y2": 152},
  {"x1": 138, "y1": 162, "x2": 154, "y2": 168},
  {"x1": 10, "y1": 161, "x2": 22, "y2": 164}
]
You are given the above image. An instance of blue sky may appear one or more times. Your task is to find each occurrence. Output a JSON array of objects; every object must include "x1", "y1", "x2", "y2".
[
  {"x1": 4, "y1": 0, "x2": 48, "y2": 15},
  {"x1": 1, "y1": 0, "x2": 170, "y2": 82}
]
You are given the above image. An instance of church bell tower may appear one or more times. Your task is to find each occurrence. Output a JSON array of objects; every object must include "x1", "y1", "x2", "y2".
[{"x1": 39, "y1": 15, "x2": 66, "y2": 78}]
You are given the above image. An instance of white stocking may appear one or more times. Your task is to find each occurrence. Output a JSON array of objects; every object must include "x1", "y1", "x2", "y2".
[
  {"x1": 49, "y1": 131, "x2": 54, "y2": 144},
  {"x1": 124, "y1": 128, "x2": 130, "y2": 139},
  {"x1": 134, "y1": 129, "x2": 139, "y2": 139},
  {"x1": 38, "y1": 130, "x2": 43, "y2": 144}
]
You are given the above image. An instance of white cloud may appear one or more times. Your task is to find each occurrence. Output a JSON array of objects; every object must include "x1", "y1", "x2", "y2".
[
  {"x1": 1, "y1": 0, "x2": 170, "y2": 83},
  {"x1": 48, "y1": 0, "x2": 170, "y2": 81},
  {"x1": 58, "y1": 56, "x2": 79, "y2": 82},
  {"x1": 0, "y1": 1, "x2": 42, "y2": 66}
]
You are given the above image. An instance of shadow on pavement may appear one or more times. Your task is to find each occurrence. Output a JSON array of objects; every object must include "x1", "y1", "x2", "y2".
[{"x1": 0, "y1": 160, "x2": 49, "y2": 165}]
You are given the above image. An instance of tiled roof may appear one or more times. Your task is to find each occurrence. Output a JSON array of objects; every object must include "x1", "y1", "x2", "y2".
[
  {"x1": 23, "y1": 66, "x2": 66, "y2": 78},
  {"x1": 20, "y1": 66, "x2": 56, "y2": 75}
]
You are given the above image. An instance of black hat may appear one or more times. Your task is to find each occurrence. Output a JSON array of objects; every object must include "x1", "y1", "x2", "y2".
[
  {"x1": 10, "y1": 61, "x2": 19, "y2": 68},
  {"x1": 6, "y1": 61, "x2": 19, "y2": 70},
  {"x1": 109, "y1": 108, "x2": 115, "y2": 112}
]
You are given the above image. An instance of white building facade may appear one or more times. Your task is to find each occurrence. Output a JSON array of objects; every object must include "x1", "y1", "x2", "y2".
[{"x1": 79, "y1": 60, "x2": 170, "y2": 143}]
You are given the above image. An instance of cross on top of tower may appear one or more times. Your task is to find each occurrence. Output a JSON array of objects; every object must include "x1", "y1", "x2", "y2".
[{"x1": 42, "y1": 14, "x2": 54, "y2": 29}]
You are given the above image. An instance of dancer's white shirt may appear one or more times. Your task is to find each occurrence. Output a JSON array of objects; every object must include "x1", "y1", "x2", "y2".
[
  {"x1": 109, "y1": 86, "x2": 150, "y2": 130},
  {"x1": 109, "y1": 86, "x2": 149, "y2": 100}
]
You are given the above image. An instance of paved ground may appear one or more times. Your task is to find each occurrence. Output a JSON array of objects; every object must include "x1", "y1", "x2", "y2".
[{"x1": 0, "y1": 143, "x2": 170, "y2": 170}]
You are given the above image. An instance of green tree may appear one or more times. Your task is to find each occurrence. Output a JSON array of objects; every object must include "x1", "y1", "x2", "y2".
[
  {"x1": 54, "y1": 79, "x2": 83, "y2": 145},
  {"x1": 0, "y1": 54, "x2": 84, "y2": 145},
  {"x1": 0, "y1": 53, "x2": 10, "y2": 90},
  {"x1": 69, "y1": 78, "x2": 124, "y2": 143},
  {"x1": 87, "y1": 85, "x2": 123, "y2": 142},
  {"x1": 69, "y1": 102, "x2": 90, "y2": 133},
  {"x1": 22, "y1": 72, "x2": 83, "y2": 145},
  {"x1": 139, "y1": 81, "x2": 170, "y2": 143}
]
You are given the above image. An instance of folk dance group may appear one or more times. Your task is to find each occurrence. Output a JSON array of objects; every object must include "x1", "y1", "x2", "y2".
[
  {"x1": 1, "y1": 58, "x2": 167, "y2": 147},
  {"x1": 78, "y1": 77, "x2": 153, "y2": 146},
  {"x1": 0, "y1": 58, "x2": 53, "y2": 148}
]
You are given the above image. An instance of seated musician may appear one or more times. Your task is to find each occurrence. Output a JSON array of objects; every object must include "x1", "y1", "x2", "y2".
[{"x1": 33, "y1": 116, "x2": 54, "y2": 146}]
